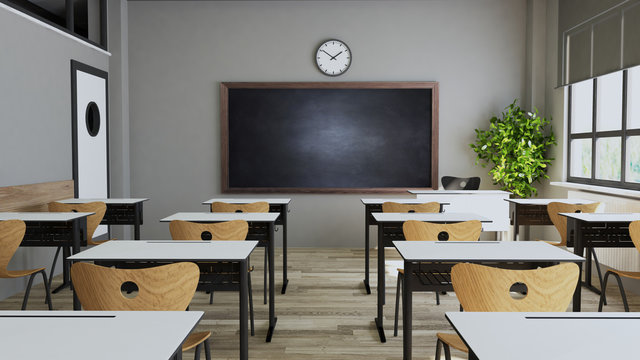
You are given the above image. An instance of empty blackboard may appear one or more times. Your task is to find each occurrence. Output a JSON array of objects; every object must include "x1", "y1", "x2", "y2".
[{"x1": 221, "y1": 82, "x2": 439, "y2": 193}]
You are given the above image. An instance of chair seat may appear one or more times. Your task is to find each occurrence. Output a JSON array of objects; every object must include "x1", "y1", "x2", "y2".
[
  {"x1": 88, "y1": 238, "x2": 113, "y2": 246},
  {"x1": 608, "y1": 269, "x2": 640, "y2": 280},
  {"x1": 437, "y1": 332, "x2": 468, "y2": 353},
  {"x1": 2, "y1": 267, "x2": 46, "y2": 279},
  {"x1": 181, "y1": 331, "x2": 211, "y2": 351}
]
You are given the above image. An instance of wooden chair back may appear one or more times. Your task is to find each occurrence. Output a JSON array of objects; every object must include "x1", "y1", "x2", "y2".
[
  {"x1": 210, "y1": 201, "x2": 269, "y2": 213},
  {"x1": 382, "y1": 202, "x2": 440, "y2": 213},
  {"x1": 547, "y1": 202, "x2": 600, "y2": 246},
  {"x1": 70, "y1": 262, "x2": 200, "y2": 311},
  {"x1": 48, "y1": 201, "x2": 107, "y2": 242},
  {"x1": 0, "y1": 220, "x2": 26, "y2": 278},
  {"x1": 451, "y1": 262, "x2": 579, "y2": 312},
  {"x1": 402, "y1": 220, "x2": 482, "y2": 241},
  {"x1": 169, "y1": 220, "x2": 249, "y2": 241},
  {"x1": 630, "y1": 221, "x2": 640, "y2": 253}
]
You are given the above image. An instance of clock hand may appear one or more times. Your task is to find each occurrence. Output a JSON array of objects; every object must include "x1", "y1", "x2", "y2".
[
  {"x1": 320, "y1": 49, "x2": 334, "y2": 58},
  {"x1": 329, "y1": 51, "x2": 343, "y2": 60}
]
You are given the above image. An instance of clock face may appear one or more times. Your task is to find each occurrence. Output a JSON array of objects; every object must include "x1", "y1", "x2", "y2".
[{"x1": 316, "y1": 39, "x2": 351, "y2": 76}]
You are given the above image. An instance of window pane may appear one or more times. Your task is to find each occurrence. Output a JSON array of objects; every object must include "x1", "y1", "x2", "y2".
[
  {"x1": 595, "y1": 137, "x2": 622, "y2": 181},
  {"x1": 628, "y1": 66, "x2": 640, "y2": 130},
  {"x1": 626, "y1": 136, "x2": 640, "y2": 183},
  {"x1": 596, "y1": 71, "x2": 623, "y2": 131},
  {"x1": 570, "y1": 79, "x2": 593, "y2": 134},
  {"x1": 570, "y1": 139, "x2": 592, "y2": 178}
]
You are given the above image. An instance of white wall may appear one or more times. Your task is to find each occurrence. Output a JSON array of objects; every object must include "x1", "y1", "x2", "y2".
[
  {"x1": 0, "y1": 4, "x2": 109, "y2": 300},
  {"x1": 127, "y1": 0, "x2": 529, "y2": 246}
]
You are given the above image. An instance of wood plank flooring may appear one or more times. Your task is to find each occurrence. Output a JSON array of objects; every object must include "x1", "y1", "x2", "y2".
[{"x1": 1, "y1": 248, "x2": 638, "y2": 359}]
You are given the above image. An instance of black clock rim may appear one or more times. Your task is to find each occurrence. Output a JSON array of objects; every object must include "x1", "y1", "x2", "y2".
[{"x1": 315, "y1": 38, "x2": 352, "y2": 77}]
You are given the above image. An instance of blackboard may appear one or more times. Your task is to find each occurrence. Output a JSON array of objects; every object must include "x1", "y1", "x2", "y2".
[{"x1": 221, "y1": 82, "x2": 439, "y2": 193}]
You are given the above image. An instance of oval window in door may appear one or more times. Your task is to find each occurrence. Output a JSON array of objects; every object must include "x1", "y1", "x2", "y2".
[{"x1": 85, "y1": 102, "x2": 100, "y2": 137}]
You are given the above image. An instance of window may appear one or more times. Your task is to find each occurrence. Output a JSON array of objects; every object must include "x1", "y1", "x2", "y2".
[
  {"x1": 567, "y1": 65, "x2": 640, "y2": 190},
  {"x1": 1, "y1": 0, "x2": 107, "y2": 50}
]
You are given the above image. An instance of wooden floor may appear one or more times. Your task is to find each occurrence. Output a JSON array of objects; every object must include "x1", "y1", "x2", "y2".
[{"x1": 2, "y1": 248, "x2": 639, "y2": 360}]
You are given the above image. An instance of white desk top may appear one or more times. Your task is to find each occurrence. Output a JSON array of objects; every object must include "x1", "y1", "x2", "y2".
[
  {"x1": 560, "y1": 212, "x2": 640, "y2": 222},
  {"x1": 408, "y1": 190, "x2": 511, "y2": 195},
  {"x1": 393, "y1": 241, "x2": 585, "y2": 262},
  {"x1": 202, "y1": 198, "x2": 291, "y2": 205},
  {"x1": 69, "y1": 240, "x2": 258, "y2": 262},
  {"x1": 0, "y1": 310, "x2": 202, "y2": 360},
  {"x1": 505, "y1": 198, "x2": 595, "y2": 205},
  {"x1": 360, "y1": 198, "x2": 451, "y2": 205},
  {"x1": 59, "y1": 198, "x2": 149, "y2": 204},
  {"x1": 0, "y1": 212, "x2": 94, "y2": 222},
  {"x1": 372, "y1": 212, "x2": 492, "y2": 223},
  {"x1": 160, "y1": 212, "x2": 280, "y2": 222},
  {"x1": 446, "y1": 312, "x2": 639, "y2": 360}
]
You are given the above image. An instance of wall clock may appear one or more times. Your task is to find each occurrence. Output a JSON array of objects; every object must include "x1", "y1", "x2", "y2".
[{"x1": 315, "y1": 39, "x2": 351, "y2": 76}]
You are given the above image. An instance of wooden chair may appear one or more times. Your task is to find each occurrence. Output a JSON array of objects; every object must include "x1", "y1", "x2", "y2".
[
  {"x1": 393, "y1": 220, "x2": 482, "y2": 337},
  {"x1": 598, "y1": 220, "x2": 640, "y2": 312},
  {"x1": 545, "y1": 202, "x2": 604, "y2": 302},
  {"x1": 47, "y1": 201, "x2": 109, "y2": 292},
  {"x1": 169, "y1": 219, "x2": 254, "y2": 335},
  {"x1": 441, "y1": 176, "x2": 481, "y2": 190},
  {"x1": 210, "y1": 201, "x2": 269, "y2": 304},
  {"x1": 381, "y1": 201, "x2": 440, "y2": 213},
  {"x1": 435, "y1": 262, "x2": 579, "y2": 360},
  {"x1": 71, "y1": 262, "x2": 210, "y2": 359},
  {"x1": 0, "y1": 220, "x2": 53, "y2": 310}
]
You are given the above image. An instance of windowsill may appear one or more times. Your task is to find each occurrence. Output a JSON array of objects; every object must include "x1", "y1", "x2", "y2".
[{"x1": 550, "y1": 181, "x2": 640, "y2": 199}]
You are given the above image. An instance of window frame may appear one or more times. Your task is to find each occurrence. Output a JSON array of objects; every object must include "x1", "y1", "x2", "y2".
[{"x1": 567, "y1": 69, "x2": 640, "y2": 190}]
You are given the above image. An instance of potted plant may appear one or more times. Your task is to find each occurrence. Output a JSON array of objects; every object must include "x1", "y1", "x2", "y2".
[{"x1": 470, "y1": 99, "x2": 556, "y2": 198}]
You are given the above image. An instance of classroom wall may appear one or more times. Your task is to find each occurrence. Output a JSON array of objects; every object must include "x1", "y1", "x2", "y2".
[
  {"x1": 127, "y1": 0, "x2": 531, "y2": 246},
  {"x1": 0, "y1": 4, "x2": 109, "y2": 300}
]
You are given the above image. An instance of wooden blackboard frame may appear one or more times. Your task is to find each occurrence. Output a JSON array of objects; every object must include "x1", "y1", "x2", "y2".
[{"x1": 220, "y1": 81, "x2": 439, "y2": 193}]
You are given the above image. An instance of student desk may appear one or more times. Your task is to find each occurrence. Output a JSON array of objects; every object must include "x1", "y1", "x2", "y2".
[
  {"x1": 0, "y1": 212, "x2": 91, "y2": 293},
  {"x1": 59, "y1": 198, "x2": 149, "y2": 240},
  {"x1": 445, "y1": 312, "x2": 639, "y2": 360},
  {"x1": 202, "y1": 197, "x2": 291, "y2": 294},
  {"x1": 68, "y1": 240, "x2": 256, "y2": 360},
  {"x1": 407, "y1": 190, "x2": 511, "y2": 236},
  {"x1": 561, "y1": 212, "x2": 640, "y2": 306},
  {"x1": 371, "y1": 212, "x2": 491, "y2": 343},
  {"x1": 0, "y1": 310, "x2": 203, "y2": 360},
  {"x1": 360, "y1": 198, "x2": 450, "y2": 294},
  {"x1": 395, "y1": 241, "x2": 585, "y2": 359},
  {"x1": 160, "y1": 212, "x2": 280, "y2": 342},
  {"x1": 505, "y1": 198, "x2": 594, "y2": 241}
]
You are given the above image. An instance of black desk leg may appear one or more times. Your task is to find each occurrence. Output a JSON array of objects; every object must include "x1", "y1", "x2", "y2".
[
  {"x1": 513, "y1": 208, "x2": 519, "y2": 241},
  {"x1": 569, "y1": 218, "x2": 582, "y2": 312},
  {"x1": 281, "y1": 205, "x2": 289, "y2": 294},
  {"x1": 72, "y1": 259, "x2": 81, "y2": 310},
  {"x1": 134, "y1": 203, "x2": 142, "y2": 240},
  {"x1": 374, "y1": 224, "x2": 386, "y2": 342},
  {"x1": 402, "y1": 261, "x2": 413, "y2": 360},
  {"x1": 364, "y1": 206, "x2": 371, "y2": 294},
  {"x1": 239, "y1": 259, "x2": 249, "y2": 360},
  {"x1": 53, "y1": 246, "x2": 71, "y2": 294},
  {"x1": 266, "y1": 222, "x2": 277, "y2": 342}
]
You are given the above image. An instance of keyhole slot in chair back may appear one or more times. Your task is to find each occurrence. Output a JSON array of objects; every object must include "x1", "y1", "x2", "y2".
[
  {"x1": 437, "y1": 231, "x2": 449, "y2": 241},
  {"x1": 201, "y1": 231, "x2": 213, "y2": 240},
  {"x1": 120, "y1": 281, "x2": 139, "y2": 299}
]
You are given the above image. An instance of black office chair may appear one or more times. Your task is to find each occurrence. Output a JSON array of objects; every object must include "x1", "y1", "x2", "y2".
[{"x1": 441, "y1": 176, "x2": 480, "y2": 190}]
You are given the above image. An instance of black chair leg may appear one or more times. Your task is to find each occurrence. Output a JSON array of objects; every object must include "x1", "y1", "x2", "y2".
[
  {"x1": 394, "y1": 273, "x2": 402, "y2": 337},
  {"x1": 249, "y1": 271, "x2": 255, "y2": 336},
  {"x1": 590, "y1": 248, "x2": 606, "y2": 305},
  {"x1": 193, "y1": 343, "x2": 201, "y2": 360},
  {"x1": 443, "y1": 342, "x2": 452, "y2": 360},
  {"x1": 21, "y1": 273, "x2": 38, "y2": 310},
  {"x1": 263, "y1": 247, "x2": 267, "y2": 305},
  {"x1": 204, "y1": 338, "x2": 211, "y2": 360},
  {"x1": 209, "y1": 291, "x2": 214, "y2": 305},
  {"x1": 39, "y1": 270, "x2": 53, "y2": 310},
  {"x1": 435, "y1": 338, "x2": 443, "y2": 360},
  {"x1": 436, "y1": 291, "x2": 440, "y2": 305},
  {"x1": 47, "y1": 246, "x2": 62, "y2": 298},
  {"x1": 599, "y1": 271, "x2": 630, "y2": 312},
  {"x1": 598, "y1": 271, "x2": 611, "y2": 312}
]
